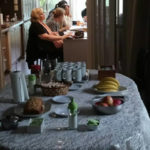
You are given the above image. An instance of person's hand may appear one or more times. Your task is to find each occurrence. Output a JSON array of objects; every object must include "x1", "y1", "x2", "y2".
[
  {"x1": 65, "y1": 26, "x2": 70, "y2": 30},
  {"x1": 53, "y1": 40, "x2": 63, "y2": 48},
  {"x1": 62, "y1": 32, "x2": 73, "y2": 39}
]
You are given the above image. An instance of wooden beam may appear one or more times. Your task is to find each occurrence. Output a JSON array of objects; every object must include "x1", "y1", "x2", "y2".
[{"x1": 0, "y1": 23, "x2": 4, "y2": 89}]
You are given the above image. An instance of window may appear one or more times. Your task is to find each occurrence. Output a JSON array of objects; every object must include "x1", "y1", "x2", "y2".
[
  {"x1": 42, "y1": 0, "x2": 87, "y2": 21},
  {"x1": 47, "y1": 0, "x2": 60, "y2": 11},
  {"x1": 66, "y1": 0, "x2": 87, "y2": 21}
]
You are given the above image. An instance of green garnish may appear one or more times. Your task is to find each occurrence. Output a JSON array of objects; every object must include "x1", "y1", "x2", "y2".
[
  {"x1": 87, "y1": 119, "x2": 99, "y2": 126},
  {"x1": 30, "y1": 118, "x2": 43, "y2": 126}
]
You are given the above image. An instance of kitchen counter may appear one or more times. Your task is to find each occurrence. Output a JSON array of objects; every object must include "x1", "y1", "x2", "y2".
[
  {"x1": 1, "y1": 20, "x2": 24, "y2": 33},
  {"x1": 63, "y1": 26, "x2": 88, "y2": 66}
]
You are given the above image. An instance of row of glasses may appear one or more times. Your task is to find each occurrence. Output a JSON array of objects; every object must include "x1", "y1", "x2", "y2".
[{"x1": 54, "y1": 62, "x2": 86, "y2": 82}]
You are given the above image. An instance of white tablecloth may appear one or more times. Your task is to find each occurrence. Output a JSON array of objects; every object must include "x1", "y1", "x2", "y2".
[{"x1": 0, "y1": 70, "x2": 150, "y2": 150}]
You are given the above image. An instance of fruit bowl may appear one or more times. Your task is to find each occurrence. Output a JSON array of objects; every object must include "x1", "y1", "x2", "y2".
[{"x1": 92, "y1": 96, "x2": 124, "y2": 115}]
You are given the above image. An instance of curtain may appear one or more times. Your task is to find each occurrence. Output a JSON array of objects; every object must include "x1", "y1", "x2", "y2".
[
  {"x1": 87, "y1": 0, "x2": 116, "y2": 69},
  {"x1": 119, "y1": 0, "x2": 150, "y2": 77}
]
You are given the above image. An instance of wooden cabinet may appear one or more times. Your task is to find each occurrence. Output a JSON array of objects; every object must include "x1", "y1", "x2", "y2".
[
  {"x1": 0, "y1": 0, "x2": 38, "y2": 89},
  {"x1": 0, "y1": 0, "x2": 38, "y2": 21}
]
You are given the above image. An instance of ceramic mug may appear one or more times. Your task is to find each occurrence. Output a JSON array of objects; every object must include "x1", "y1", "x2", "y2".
[
  {"x1": 54, "y1": 69, "x2": 62, "y2": 82},
  {"x1": 62, "y1": 69, "x2": 72, "y2": 82},
  {"x1": 72, "y1": 68, "x2": 82, "y2": 82},
  {"x1": 81, "y1": 62, "x2": 86, "y2": 77}
]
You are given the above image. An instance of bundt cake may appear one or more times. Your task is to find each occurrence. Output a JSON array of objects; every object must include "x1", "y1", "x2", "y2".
[{"x1": 24, "y1": 97, "x2": 45, "y2": 114}]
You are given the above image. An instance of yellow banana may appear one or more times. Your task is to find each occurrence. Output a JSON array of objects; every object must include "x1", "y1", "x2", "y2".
[
  {"x1": 99, "y1": 80, "x2": 118, "y2": 88},
  {"x1": 97, "y1": 84, "x2": 118, "y2": 90},
  {"x1": 101, "y1": 77, "x2": 120, "y2": 86}
]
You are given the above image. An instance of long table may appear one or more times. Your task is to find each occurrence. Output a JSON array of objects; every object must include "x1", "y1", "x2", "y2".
[{"x1": 0, "y1": 70, "x2": 150, "y2": 150}]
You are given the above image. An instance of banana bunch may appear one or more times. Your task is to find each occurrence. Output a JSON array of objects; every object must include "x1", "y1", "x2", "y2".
[{"x1": 95, "y1": 77, "x2": 120, "y2": 92}]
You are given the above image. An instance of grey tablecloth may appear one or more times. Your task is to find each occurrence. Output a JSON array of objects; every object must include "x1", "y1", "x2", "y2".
[{"x1": 0, "y1": 70, "x2": 150, "y2": 150}]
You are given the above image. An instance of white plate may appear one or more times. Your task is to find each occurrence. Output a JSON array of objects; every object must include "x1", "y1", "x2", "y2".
[
  {"x1": 93, "y1": 86, "x2": 128, "y2": 95},
  {"x1": 52, "y1": 95, "x2": 73, "y2": 104},
  {"x1": 54, "y1": 108, "x2": 68, "y2": 117},
  {"x1": 69, "y1": 84, "x2": 82, "y2": 91},
  {"x1": 13, "y1": 102, "x2": 51, "y2": 118}
]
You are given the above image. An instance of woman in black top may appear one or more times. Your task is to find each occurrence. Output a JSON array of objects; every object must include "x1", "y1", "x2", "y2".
[{"x1": 26, "y1": 8, "x2": 71, "y2": 68}]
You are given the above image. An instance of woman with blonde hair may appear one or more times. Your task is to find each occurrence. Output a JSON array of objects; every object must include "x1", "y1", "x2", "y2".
[{"x1": 26, "y1": 8, "x2": 71, "y2": 67}]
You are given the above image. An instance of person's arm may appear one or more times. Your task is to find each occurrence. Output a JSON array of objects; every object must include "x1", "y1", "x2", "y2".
[
  {"x1": 59, "y1": 26, "x2": 70, "y2": 32},
  {"x1": 39, "y1": 33, "x2": 71, "y2": 41},
  {"x1": 51, "y1": 32, "x2": 59, "y2": 36}
]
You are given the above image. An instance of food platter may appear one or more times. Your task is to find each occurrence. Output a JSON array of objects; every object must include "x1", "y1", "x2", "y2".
[
  {"x1": 93, "y1": 86, "x2": 128, "y2": 95},
  {"x1": 13, "y1": 102, "x2": 51, "y2": 118}
]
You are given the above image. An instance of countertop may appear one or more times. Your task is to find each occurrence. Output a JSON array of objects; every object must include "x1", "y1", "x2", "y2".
[{"x1": 1, "y1": 20, "x2": 24, "y2": 33}]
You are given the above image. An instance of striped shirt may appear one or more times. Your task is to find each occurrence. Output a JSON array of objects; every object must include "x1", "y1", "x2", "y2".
[{"x1": 46, "y1": 15, "x2": 60, "y2": 32}]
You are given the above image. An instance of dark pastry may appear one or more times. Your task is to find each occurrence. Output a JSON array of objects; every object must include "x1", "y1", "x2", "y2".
[{"x1": 24, "y1": 97, "x2": 44, "y2": 114}]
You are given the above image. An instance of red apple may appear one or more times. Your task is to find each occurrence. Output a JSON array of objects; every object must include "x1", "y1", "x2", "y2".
[
  {"x1": 95, "y1": 101, "x2": 101, "y2": 106},
  {"x1": 102, "y1": 96, "x2": 113, "y2": 106},
  {"x1": 113, "y1": 99, "x2": 122, "y2": 106},
  {"x1": 100, "y1": 102, "x2": 109, "y2": 107}
]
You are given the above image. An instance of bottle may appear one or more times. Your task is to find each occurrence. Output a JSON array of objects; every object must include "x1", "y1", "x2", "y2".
[
  {"x1": 68, "y1": 98, "x2": 78, "y2": 130},
  {"x1": 28, "y1": 74, "x2": 36, "y2": 95},
  {"x1": 14, "y1": 13, "x2": 17, "y2": 21}
]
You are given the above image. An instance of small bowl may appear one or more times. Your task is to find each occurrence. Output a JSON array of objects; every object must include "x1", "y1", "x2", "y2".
[
  {"x1": 92, "y1": 96, "x2": 124, "y2": 115},
  {"x1": 87, "y1": 119, "x2": 99, "y2": 131},
  {"x1": 27, "y1": 118, "x2": 44, "y2": 133},
  {"x1": 87, "y1": 124, "x2": 99, "y2": 131}
]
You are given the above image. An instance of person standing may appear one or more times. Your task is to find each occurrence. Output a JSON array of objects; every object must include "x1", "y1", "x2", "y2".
[
  {"x1": 81, "y1": 1, "x2": 87, "y2": 22},
  {"x1": 26, "y1": 8, "x2": 71, "y2": 68}
]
